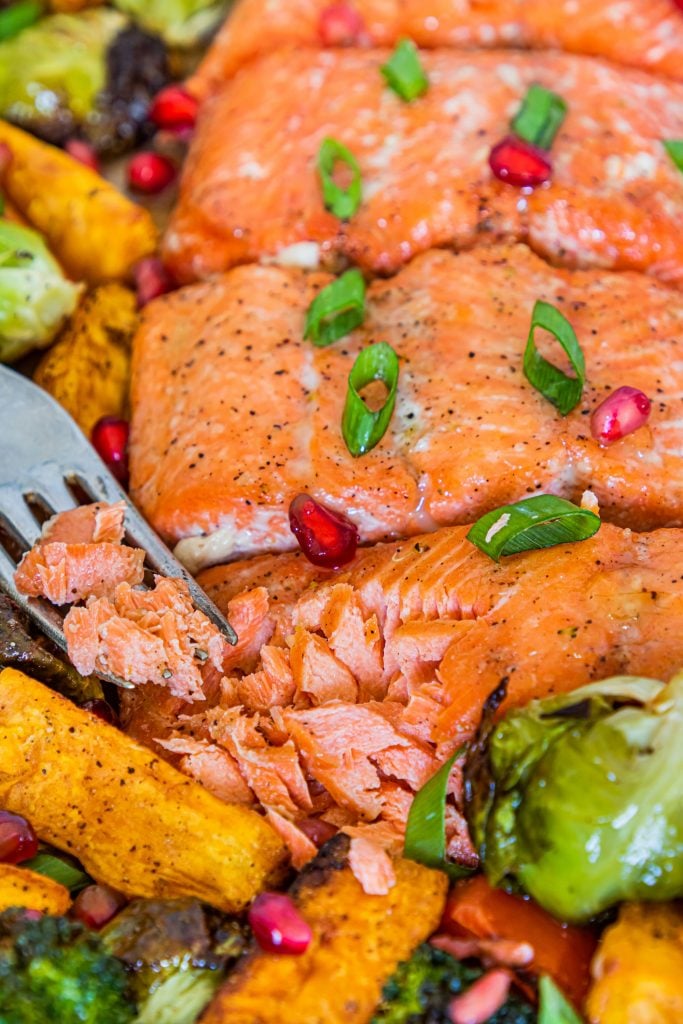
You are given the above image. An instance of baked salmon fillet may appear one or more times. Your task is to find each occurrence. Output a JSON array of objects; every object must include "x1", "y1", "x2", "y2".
[
  {"x1": 191, "y1": 0, "x2": 683, "y2": 96},
  {"x1": 166, "y1": 49, "x2": 683, "y2": 284},
  {"x1": 131, "y1": 244, "x2": 683, "y2": 571},
  {"x1": 120, "y1": 520, "x2": 683, "y2": 885}
]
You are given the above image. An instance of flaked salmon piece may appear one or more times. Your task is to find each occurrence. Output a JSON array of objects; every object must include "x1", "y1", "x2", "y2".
[
  {"x1": 264, "y1": 806, "x2": 318, "y2": 870},
  {"x1": 348, "y1": 834, "x2": 396, "y2": 896},
  {"x1": 133, "y1": 245, "x2": 683, "y2": 571},
  {"x1": 190, "y1": 0, "x2": 683, "y2": 95},
  {"x1": 221, "y1": 587, "x2": 274, "y2": 672},
  {"x1": 160, "y1": 736, "x2": 255, "y2": 805},
  {"x1": 166, "y1": 50, "x2": 683, "y2": 284},
  {"x1": 41, "y1": 501, "x2": 127, "y2": 545},
  {"x1": 63, "y1": 578, "x2": 224, "y2": 700},
  {"x1": 289, "y1": 628, "x2": 358, "y2": 705},
  {"x1": 15, "y1": 543, "x2": 145, "y2": 605}
]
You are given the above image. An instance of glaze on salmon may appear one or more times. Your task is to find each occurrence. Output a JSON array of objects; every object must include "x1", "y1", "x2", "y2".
[
  {"x1": 131, "y1": 245, "x2": 683, "y2": 571},
  {"x1": 121, "y1": 521, "x2": 683, "y2": 888},
  {"x1": 166, "y1": 50, "x2": 683, "y2": 284},
  {"x1": 190, "y1": 0, "x2": 683, "y2": 97}
]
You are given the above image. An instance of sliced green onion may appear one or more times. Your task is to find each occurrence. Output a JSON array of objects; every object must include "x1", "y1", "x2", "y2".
[
  {"x1": 342, "y1": 341, "x2": 399, "y2": 457},
  {"x1": 317, "y1": 137, "x2": 362, "y2": 220},
  {"x1": 523, "y1": 299, "x2": 585, "y2": 415},
  {"x1": 538, "y1": 976, "x2": 583, "y2": 1024},
  {"x1": 467, "y1": 495, "x2": 601, "y2": 562},
  {"x1": 404, "y1": 749, "x2": 471, "y2": 880},
  {"x1": 380, "y1": 39, "x2": 429, "y2": 102},
  {"x1": 0, "y1": 1, "x2": 42, "y2": 42},
  {"x1": 24, "y1": 851, "x2": 91, "y2": 893},
  {"x1": 512, "y1": 84, "x2": 567, "y2": 151},
  {"x1": 304, "y1": 268, "x2": 366, "y2": 347},
  {"x1": 664, "y1": 139, "x2": 683, "y2": 174}
]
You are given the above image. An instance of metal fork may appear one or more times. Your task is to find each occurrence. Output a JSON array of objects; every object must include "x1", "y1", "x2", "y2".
[{"x1": 0, "y1": 365, "x2": 237, "y2": 689}]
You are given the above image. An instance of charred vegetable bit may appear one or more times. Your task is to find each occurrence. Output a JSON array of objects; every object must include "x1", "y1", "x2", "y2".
[
  {"x1": 0, "y1": 908, "x2": 135, "y2": 1024},
  {"x1": 371, "y1": 943, "x2": 535, "y2": 1024},
  {"x1": 465, "y1": 672, "x2": 683, "y2": 923},
  {"x1": 0, "y1": 10, "x2": 169, "y2": 154},
  {"x1": 103, "y1": 898, "x2": 248, "y2": 1024},
  {"x1": 112, "y1": 0, "x2": 229, "y2": 48}
]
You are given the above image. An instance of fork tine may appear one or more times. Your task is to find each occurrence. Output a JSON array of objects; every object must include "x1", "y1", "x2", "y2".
[{"x1": 0, "y1": 489, "x2": 41, "y2": 549}]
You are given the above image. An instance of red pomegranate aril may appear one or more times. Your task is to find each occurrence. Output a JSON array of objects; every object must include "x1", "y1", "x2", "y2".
[
  {"x1": 127, "y1": 152, "x2": 175, "y2": 194},
  {"x1": 91, "y1": 416, "x2": 129, "y2": 487},
  {"x1": 449, "y1": 969, "x2": 512, "y2": 1024},
  {"x1": 674, "y1": 0, "x2": 683, "y2": 10},
  {"x1": 65, "y1": 139, "x2": 100, "y2": 173},
  {"x1": 489, "y1": 135, "x2": 552, "y2": 188},
  {"x1": 297, "y1": 817, "x2": 338, "y2": 847},
  {"x1": 81, "y1": 699, "x2": 119, "y2": 727},
  {"x1": 149, "y1": 85, "x2": 199, "y2": 130},
  {"x1": 72, "y1": 884, "x2": 126, "y2": 930},
  {"x1": 289, "y1": 493, "x2": 358, "y2": 568},
  {"x1": 0, "y1": 810, "x2": 38, "y2": 864},
  {"x1": 248, "y1": 892, "x2": 312, "y2": 955},
  {"x1": 134, "y1": 256, "x2": 175, "y2": 307},
  {"x1": 318, "y1": 3, "x2": 367, "y2": 46},
  {"x1": 590, "y1": 385, "x2": 651, "y2": 446}
]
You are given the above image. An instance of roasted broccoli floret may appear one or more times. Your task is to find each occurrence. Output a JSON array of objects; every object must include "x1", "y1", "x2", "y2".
[
  {"x1": 103, "y1": 898, "x2": 247, "y2": 1024},
  {"x1": 0, "y1": 908, "x2": 135, "y2": 1024},
  {"x1": 465, "y1": 672, "x2": 683, "y2": 923},
  {"x1": 372, "y1": 944, "x2": 536, "y2": 1024}
]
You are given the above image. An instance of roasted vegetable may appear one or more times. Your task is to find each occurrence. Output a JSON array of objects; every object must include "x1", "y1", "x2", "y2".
[
  {"x1": 0, "y1": 218, "x2": 80, "y2": 361},
  {"x1": 34, "y1": 282, "x2": 137, "y2": 435},
  {"x1": 587, "y1": 902, "x2": 683, "y2": 1024},
  {"x1": 112, "y1": 0, "x2": 229, "y2": 48},
  {"x1": 465, "y1": 673, "x2": 683, "y2": 923},
  {"x1": 371, "y1": 943, "x2": 535, "y2": 1024},
  {"x1": 0, "y1": 668, "x2": 287, "y2": 911},
  {"x1": 103, "y1": 898, "x2": 247, "y2": 1024},
  {"x1": 202, "y1": 835, "x2": 448, "y2": 1024},
  {"x1": 0, "y1": 592, "x2": 102, "y2": 702},
  {"x1": 0, "y1": 119, "x2": 158, "y2": 283},
  {"x1": 0, "y1": 864, "x2": 71, "y2": 915},
  {"x1": 443, "y1": 875, "x2": 596, "y2": 1009},
  {"x1": 0, "y1": 908, "x2": 135, "y2": 1023},
  {"x1": 0, "y1": 10, "x2": 168, "y2": 153}
]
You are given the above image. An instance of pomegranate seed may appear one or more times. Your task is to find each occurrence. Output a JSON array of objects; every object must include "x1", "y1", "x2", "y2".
[
  {"x1": 449, "y1": 969, "x2": 512, "y2": 1024},
  {"x1": 318, "y1": 3, "x2": 367, "y2": 46},
  {"x1": 0, "y1": 810, "x2": 38, "y2": 864},
  {"x1": 91, "y1": 416, "x2": 129, "y2": 487},
  {"x1": 64, "y1": 139, "x2": 100, "y2": 173},
  {"x1": 149, "y1": 85, "x2": 199, "y2": 130},
  {"x1": 134, "y1": 256, "x2": 175, "y2": 307},
  {"x1": 297, "y1": 818, "x2": 338, "y2": 846},
  {"x1": 127, "y1": 152, "x2": 175, "y2": 194},
  {"x1": 590, "y1": 385, "x2": 651, "y2": 446},
  {"x1": 289, "y1": 493, "x2": 358, "y2": 568},
  {"x1": 674, "y1": 0, "x2": 683, "y2": 10},
  {"x1": 248, "y1": 892, "x2": 312, "y2": 955},
  {"x1": 72, "y1": 884, "x2": 126, "y2": 929},
  {"x1": 81, "y1": 699, "x2": 119, "y2": 727},
  {"x1": 489, "y1": 135, "x2": 552, "y2": 188}
]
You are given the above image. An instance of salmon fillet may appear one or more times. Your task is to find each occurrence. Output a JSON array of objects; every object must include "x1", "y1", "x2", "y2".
[
  {"x1": 166, "y1": 49, "x2": 683, "y2": 284},
  {"x1": 131, "y1": 245, "x2": 683, "y2": 571},
  {"x1": 124, "y1": 521, "x2": 683, "y2": 882},
  {"x1": 190, "y1": 0, "x2": 683, "y2": 95}
]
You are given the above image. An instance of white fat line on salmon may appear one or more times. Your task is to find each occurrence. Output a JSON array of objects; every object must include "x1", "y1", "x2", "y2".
[{"x1": 485, "y1": 513, "x2": 511, "y2": 545}]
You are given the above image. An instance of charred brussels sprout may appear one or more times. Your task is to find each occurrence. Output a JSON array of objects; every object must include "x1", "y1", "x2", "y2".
[
  {"x1": 0, "y1": 220, "x2": 80, "y2": 362},
  {"x1": 112, "y1": 0, "x2": 229, "y2": 48},
  {"x1": 465, "y1": 673, "x2": 683, "y2": 923},
  {"x1": 0, "y1": 9, "x2": 168, "y2": 153}
]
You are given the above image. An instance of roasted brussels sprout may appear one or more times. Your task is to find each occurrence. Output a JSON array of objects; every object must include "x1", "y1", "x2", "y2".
[{"x1": 112, "y1": 0, "x2": 229, "y2": 48}]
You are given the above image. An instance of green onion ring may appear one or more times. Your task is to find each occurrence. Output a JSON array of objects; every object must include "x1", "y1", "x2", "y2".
[
  {"x1": 466, "y1": 495, "x2": 601, "y2": 562},
  {"x1": 404, "y1": 748, "x2": 472, "y2": 880},
  {"x1": 0, "y1": 1, "x2": 42, "y2": 42},
  {"x1": 523, "y1": 299, "x2": 585, "y2": 415},
  {"x1": 512, "y1": 83, "x2": 567, "y2": 150},
  {"x1": 342, "y1": 341, "x2": 399, "y2": 457},
  {"x1": 664, "y1": 139, "x2": 683, "y2": 174},
  {"x1": 304, "y1": 268, "x2": 366, "y2": 347},
  {"x1": 317, "y1": 137, "x2": 362, "y2": 220},
  {"x1": 380, "y1": 39, "x2": 429, "y2": 102}
]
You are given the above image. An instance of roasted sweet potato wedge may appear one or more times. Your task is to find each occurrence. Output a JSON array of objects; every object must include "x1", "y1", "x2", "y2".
[
  {"x1": 0, "y1": 120, "x2": 157, "y2": 283},
  {"x1": 34, "y1": 283, "x2": 138, "y2": 436},
  {"x1": 202, "y1": 835, "x2": 448, "y2": 1024},
  {"x1": 0, "y1": 668, "x2": 287, "y2": 912},
  {"x1": 0, "y1": 864, "x2": 71, "y2": 915},
  {"x1": 587, "y1": 902, "x2": 683, "y2": 1024}
]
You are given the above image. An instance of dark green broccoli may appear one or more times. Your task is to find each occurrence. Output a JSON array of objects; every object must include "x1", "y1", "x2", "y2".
[
  {"x1": 102, "y1": 898, "x2": 248, "y2": 1024},
  {"x1": 0, "y1": 908, "x2": 135, "y2": 1024},
  {"x1": 372, "y1": 944, "x2": 536, "y2": 1024}
]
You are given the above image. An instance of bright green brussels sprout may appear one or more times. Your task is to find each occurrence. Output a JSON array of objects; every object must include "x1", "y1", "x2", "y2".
[
  {"x1": 112, "y1": 0, "x2": 229, "y2": 48},
  {"x1": 0, "y1": 219, "x2": 80, "y2": 362},
  {"x1": 465, "y1": 672, "x2": 683, "y2": 924}
]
